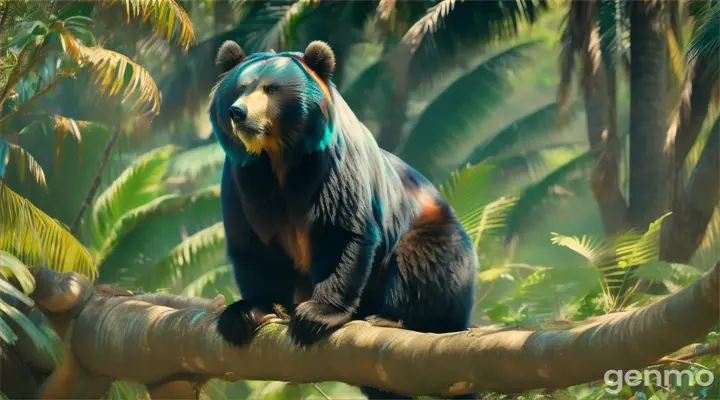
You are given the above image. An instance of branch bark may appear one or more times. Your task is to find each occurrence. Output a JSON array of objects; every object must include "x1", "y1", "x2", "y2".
[{"x1": 20, "y1": 263, "x2": 720, "y2": 399}]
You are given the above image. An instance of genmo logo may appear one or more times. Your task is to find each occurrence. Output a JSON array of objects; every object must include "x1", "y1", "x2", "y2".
[{"x1": 604, "y1": 369, "x2": 715, "y2": 395}]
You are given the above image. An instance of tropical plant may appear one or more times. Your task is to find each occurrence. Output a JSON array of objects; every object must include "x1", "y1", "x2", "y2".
[
  {"x1": 0, "y1": 251, "x2": 62, "y2": 365},
  {"x1": 0, "y1": 0, "x2": 195, "y2": 276}
]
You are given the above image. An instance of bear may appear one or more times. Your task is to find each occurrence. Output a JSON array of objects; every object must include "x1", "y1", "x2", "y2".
[{"x1": 210, "y1": 39, "x2": 478, "y2": 400}]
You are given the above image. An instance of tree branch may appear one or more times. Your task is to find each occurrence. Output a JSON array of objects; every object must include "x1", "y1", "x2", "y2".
[
  {"x1": 662, "y1": 117, "x2": 720, "y2": 263},
  {"x1": 22, "y1": 262, "x2": 720, "y2": 399}
]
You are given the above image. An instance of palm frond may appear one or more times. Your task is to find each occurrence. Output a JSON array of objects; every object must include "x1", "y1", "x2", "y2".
[
  {"x1": 91, "y1": 145, "x2": 178, "y2": 250},
  {"x1": 397, "y1": 0, "x2": 549, "y2": 87},
  {"x1": 257, "y1": 0, "x2": 319, "y2": 51},
  {"x1": 0, "y1": 251, "x2": 35, "y2": 294},
  {"x1": 59, "y1": 31, "x2": 161, "y2": 114},
  {"x1": 94, "y1": 185, "x2": 220, "y2": 271},
  {"x1": 687, "y1": 0, "x2": 719, "y2": 81},
  {"x1": 180, "y1": 264, "x2": 233, "y2": 298},
  {"x1": 438, "y1": 164, "x2": 518, "y2": 248},
  {"x1": 461, "y1": 102, "x2": 583, "y2": 167},
  {"x1": 0, "y1": 181, "x2": 95, "y2": 279},
  {"x1": 398, "y1": 40, "x2": 541, "y2": 177},
  {"x1": 166, "y1": 143, "x2": 225, "y2": 184},
  {"x1": 0, "y1": 140, "x2": 46, "y2": 188},
  {"x1": 145, "y1": 222, "x2": 225, "y2": 291},
  {"x1": 103, "y1": 0, "x2": 195, "y2": 50},
  {"x1": 52, "y1": 115, "x2": 87, "y2": 167},
  {"x1": 551, "y1": 212, "x2": 672, "y2": 310},
  {"x1": 505, "y1": 150, "x2": 594, "y2": 242}
]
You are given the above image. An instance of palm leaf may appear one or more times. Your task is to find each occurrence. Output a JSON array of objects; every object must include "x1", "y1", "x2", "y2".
[
  {"x1": 0, "y1": 298, "x2": 62, "y2": 364},
  {"x1": 505, "y1": 150, "x2": 594, "y2": 242},
  {"x1": 0, "y1": 140, "x2": 46, "y2": 188},
  {"x1": 461, "y1": 102, "x2": 583, "y2": 167},
  {"x1": 144, "y1": 222, "x2": 226, "y2": 292},
  {"x1": 687, "y1": 0, "x2": 720, "y2": 81},
  {"x1": 256, "y1": 0, "x2": 319, "y2": 51},
  {"x1": 103, "y1": 0, "x2": 195, "y2": 50},
  {"x1": 0, "y1": 182, "x2": 95, "y2": 279},
  {"x1": 398, "y1": 40, "x2": 541, "y2": 177},
  {"x1": 438, "y1": 164, "x2": 518, "y2": 248},
  {"x1": 59, "y1": 31, "x2": 161, "y2": 114},
  {"x1": 51, "y1": 115, "x2": 86, "y2": 168},
  {"x1": 551, "y1": 212, "x2": 673, "y2": 310},
  {"x1": 180, "y1": 264, "x2": 233, "y2": 298},
  {"x1": 166, "y1": 143, "x2": 225, "y2": 184},
  {"x1": 0, "y1": 251, "x2": 35, "y2": 294},
  {"x1": 91, "y1": 145, "x2": 178, "y2": 250},
  {"x1": 397, "y1": 0, "x2": 549, "y2": 87},
  {"x1": 94, "y1": 185, "x2": 221, "y2": 280}
]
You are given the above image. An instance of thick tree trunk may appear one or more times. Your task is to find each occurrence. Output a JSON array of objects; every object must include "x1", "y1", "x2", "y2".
[
  {"x1": 627, "y1": 2, "x2": 672, "y2": 229},
  {"x1": 583, "y1": 26, "x2": 627, "y2": 237},
  {"x1": 14, "y1": 265, "x2": 720, "y2": 399}
]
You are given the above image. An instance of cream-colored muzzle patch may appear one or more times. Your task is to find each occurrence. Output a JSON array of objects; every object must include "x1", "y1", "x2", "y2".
[{"x1": 232, "y1": 88, "x2": 281, "y2": 154}]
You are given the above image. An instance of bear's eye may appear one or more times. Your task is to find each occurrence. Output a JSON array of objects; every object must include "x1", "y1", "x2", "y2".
[
  {"x1": 264, "y1": 85, "x2": 278, "y2": 95},
  {"x1": 238, "y1": 85, "x2": 247, "y2": 95}
]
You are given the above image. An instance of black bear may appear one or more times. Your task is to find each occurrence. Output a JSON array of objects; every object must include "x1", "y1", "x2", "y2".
[{"x1": 210, "y1": 40, "x2": 478, "y2": 399}]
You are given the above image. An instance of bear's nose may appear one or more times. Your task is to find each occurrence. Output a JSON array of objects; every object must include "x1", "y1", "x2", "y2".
[{"x1": 229, "y1": 104, "x2": 247, "y2": 123}]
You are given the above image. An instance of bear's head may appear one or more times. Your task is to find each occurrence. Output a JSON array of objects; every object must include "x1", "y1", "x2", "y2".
[{"x1": 210, "y1": 40, "x2": 337, "y2": 166}]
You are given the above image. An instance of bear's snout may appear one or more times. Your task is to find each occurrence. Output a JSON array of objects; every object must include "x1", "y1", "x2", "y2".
[{"x1": 229, "y1": 104, "x2": 248, "y2": 123}]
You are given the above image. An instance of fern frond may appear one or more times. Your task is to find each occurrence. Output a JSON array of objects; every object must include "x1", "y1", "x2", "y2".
[
  {"x1": 91, "y1": 145, "x2": 178, "y2": 250},
  {"x1": 551, "y1": 233, "x2": 608, "y2": 266},
  {"x1": 103, "y1": 0, "x2": 195, "y2": 50},
  {"x1": 0, "y1": 140, "x2": 46, "y2": 188},
  {"x1": 0, "y1": 182, "x2": 95, "y2": 279},
  {"x1": 59, "y1": 31, "x2": 160, "y2": 114}
]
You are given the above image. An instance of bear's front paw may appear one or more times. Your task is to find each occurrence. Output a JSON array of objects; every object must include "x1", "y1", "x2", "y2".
[
  {"x1": 288, "y1": 301, "x2": 352, "y2": 346},
  {"x1": 216, "y1": 300, "x2": 259, "y2": 347}
]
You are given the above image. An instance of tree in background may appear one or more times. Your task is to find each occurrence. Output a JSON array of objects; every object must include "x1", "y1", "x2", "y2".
[{"x1": 558, "y1": 0, "x2": 719, "y2": 265}]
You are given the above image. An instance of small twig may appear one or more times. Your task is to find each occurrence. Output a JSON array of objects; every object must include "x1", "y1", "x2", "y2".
[
  {"x1": 70, "y1": 126, "x2": 122, "y2": 235},
  {"x1": 650, "y1": 342, "x2": 719, "y2": 367}
]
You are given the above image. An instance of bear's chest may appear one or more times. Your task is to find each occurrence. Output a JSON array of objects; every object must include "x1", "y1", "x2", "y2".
[{"x1": 234, "y1": 150, "x2": 333, "y2": 272}]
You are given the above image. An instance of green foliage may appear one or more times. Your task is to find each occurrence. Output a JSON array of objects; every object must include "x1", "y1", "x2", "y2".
[
  {"x1": 399, "y1": 41, "x2": 541, "y2": 176},
  {"x1": 0, "y1": 181, "x2": 96, "y2": 278},
  {"x1": 439, "y1": 164, "x2": 518, "y2": 248},
  {"x1": 550, "y1": 212, "x2": 672, "y2": 311},
  {"x1": 0, "y1": 252, "x2": 62, "y2": 365},
  {"x1": 90, "y1": 144, "x2": 179, "y2": 250}
]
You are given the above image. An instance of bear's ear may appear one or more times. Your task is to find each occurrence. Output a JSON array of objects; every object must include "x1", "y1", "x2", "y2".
[
  {"x1": 216, "y1": 40, "x2": 246, "y2": 73},
  {"x1": 303, "y1": 40, "x2": 335, "y2": 81}
]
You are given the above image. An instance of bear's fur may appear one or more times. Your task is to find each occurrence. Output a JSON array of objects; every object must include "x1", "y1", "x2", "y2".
[{"x1": 210, "y1": 40, "x2": 478, "y2": 399}]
